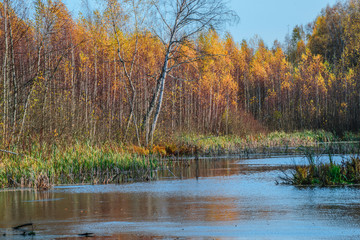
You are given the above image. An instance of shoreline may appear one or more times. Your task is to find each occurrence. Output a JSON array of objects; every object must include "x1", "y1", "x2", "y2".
[{"x1": 0, "y1": 131, "x2": 359, "y2": 189}]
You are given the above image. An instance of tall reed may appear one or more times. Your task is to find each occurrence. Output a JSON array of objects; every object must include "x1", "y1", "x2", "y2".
[{"x1": 0, "y1": 142, "x2": 159, "y2": 189}]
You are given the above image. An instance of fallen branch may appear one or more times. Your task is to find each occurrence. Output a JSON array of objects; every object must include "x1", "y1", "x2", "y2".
[
  {"x1": 78, "y1": 232, "x2": 94, "y2": 237},
  {"x1": 13, "y1": 223, "x2": 33, "y2": 230},
  {"x1": 0, "y1": 149, "x2": 18, "y2": 155}
]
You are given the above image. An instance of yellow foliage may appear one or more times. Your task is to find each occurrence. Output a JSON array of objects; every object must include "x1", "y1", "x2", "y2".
[
  {"x1": 151, "y1": 145, "x2": 166, "y2": 156},
  {"x1": 128, "y1": 146, "x2": 149, "y2": 156}
]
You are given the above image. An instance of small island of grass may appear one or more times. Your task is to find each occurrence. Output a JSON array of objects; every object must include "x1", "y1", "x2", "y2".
[{"x1": 282, "y1": 156, "x2": 360, "y2": 186}]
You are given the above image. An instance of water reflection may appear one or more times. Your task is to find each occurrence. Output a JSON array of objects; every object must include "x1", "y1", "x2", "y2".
[
  {"x1": 160, "y1": 157, "x2": 241, "y2": 179},
  {"x1": 1, "y1": 156, "x2": 360, "y2": 239}
]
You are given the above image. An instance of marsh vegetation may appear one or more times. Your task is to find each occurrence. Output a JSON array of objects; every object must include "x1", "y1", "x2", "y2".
[
  {"x1": 281, "y1": 154, "x2": 360, "y2": 186},
  {"x1": 0, "y1": 130, "x2": 358, "y2": 189},
  {"x1": 0, "y1": 142, "x2": 159, "y2": 189}
]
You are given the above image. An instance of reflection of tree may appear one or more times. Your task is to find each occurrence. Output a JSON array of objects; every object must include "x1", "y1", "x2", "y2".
[
  {"x1": 0, "y1": 158, "x2": 283, "y2": 233},
  {"x1": 165, "y1": 158, "x2": 240, "y2": 179},
  {"x1": 0, "y1": 190, "x2": 238, "y2": 227},
  {"x1": 0, "y1": 190, "x2": 57, "y2": 227},
  {"x1": 199, "y1": 198, "x2": 239, "y2": 222}
]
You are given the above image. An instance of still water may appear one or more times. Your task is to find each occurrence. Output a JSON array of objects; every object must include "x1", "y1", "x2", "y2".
[{"x1": 1, "y1": 155, "x2": 360, "y2": 239}]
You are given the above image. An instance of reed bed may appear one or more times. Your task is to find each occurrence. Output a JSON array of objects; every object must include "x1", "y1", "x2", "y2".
[
  {"x1": 169, "y1": 130, "x2": 359, "y2": 156},
  {"x1": 0, "y1": 130, "x2": 358, "y2": 189},
  {"x1": 0, "y1": 142, "x2": 159, "y2": 189},
  {"x1": 281, "y1": 151, "x2": 360, "y2": 186}
]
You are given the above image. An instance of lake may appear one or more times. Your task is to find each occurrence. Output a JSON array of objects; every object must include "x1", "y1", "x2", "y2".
[{"x1": 1, "y1": 155, "x2": 360, "y2": 239}]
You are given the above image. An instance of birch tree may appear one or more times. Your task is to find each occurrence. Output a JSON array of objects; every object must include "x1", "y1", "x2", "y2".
[{"x1": 142, "y1": 0, "x2": 238, "y2": 146}]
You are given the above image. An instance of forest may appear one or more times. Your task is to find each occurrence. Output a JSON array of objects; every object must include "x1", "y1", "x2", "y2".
[{"x1": 1, "y1": 0, "x2": 360, "y2": 149}]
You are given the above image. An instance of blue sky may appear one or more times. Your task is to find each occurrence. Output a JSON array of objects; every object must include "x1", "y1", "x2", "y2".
[
  {"x1": 227, "y1": 0, "x2": 340, "y2": 46},
  {"x1": 63, "y1": 0, "x2": 340, "y2": 46}
]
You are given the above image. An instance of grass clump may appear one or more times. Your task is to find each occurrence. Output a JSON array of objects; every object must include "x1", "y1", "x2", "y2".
[
  {"x1": 282, "y1": 155, "x2": 360, "y2": 186},
  {"x1": 0, "y1": 142, "x2": 159, "y2": 189}
]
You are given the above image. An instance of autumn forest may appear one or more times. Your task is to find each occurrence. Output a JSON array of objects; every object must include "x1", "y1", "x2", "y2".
[{"x1": 1, "y1": 0, "x2": 360, "y2": 148}]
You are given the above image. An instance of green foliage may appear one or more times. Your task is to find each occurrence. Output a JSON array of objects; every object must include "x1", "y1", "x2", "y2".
[{"x1": 342, "y1": 132, "x2": 360, "y2": 141}]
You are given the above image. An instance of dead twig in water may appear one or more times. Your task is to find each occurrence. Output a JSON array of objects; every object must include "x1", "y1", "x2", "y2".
[
  {"x1": 78, "y1": 232, "x2": 95, "y2": 237},
  {"x1": 12, "y1": 223, "x2": 33, "y2": 230},
  {"x1": 166, "y1": 167, "x2": 177, "y2": 178},
  {"x1": 0, "y1": 149, "x2": 18, "y2": 155},
  {"x1": 12, "y1": 223, "x2": 36, "y2": 236}
]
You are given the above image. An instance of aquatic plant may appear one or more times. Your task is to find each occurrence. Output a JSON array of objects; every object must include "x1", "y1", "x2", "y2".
[
  {"x1": 0, "y1": 142, "x2": 159, "y2": 189},
  {"x1": 281, "y1": 156, "x2": 360, "y2": 186}
]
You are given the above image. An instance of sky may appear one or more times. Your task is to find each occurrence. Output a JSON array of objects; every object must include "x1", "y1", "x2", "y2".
[
  {"x1": 227, "y1": 0, "x2": 340, "y2": 46},
  {"x1": 63, "y1": 0, "x2": 340, "y2": 46}
]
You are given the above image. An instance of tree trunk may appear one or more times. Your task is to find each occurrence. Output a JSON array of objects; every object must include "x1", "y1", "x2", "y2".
[
  {"x1": 3, "y1": 0, "x2": 9, "y2": 140},
  {"x1": 71, "y1": 42, "x2": 76, "y2": 132},
  {"x1": 9, "y1": 11, "x2": 17, "y2": 132},
  {"x1": 143, "y1": 50, "x2": 170, "y2": 146},
  {"x1": 149, "y1": 64, "x2": 168, "y2": 146},
  {"x1": 17, "y1": 46, "x2": 42, "y2": 143}
]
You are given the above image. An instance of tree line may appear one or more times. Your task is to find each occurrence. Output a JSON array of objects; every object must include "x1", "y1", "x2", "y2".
[{"x1": 1, "y1": 0, "x2": 359, "y2": 147}]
